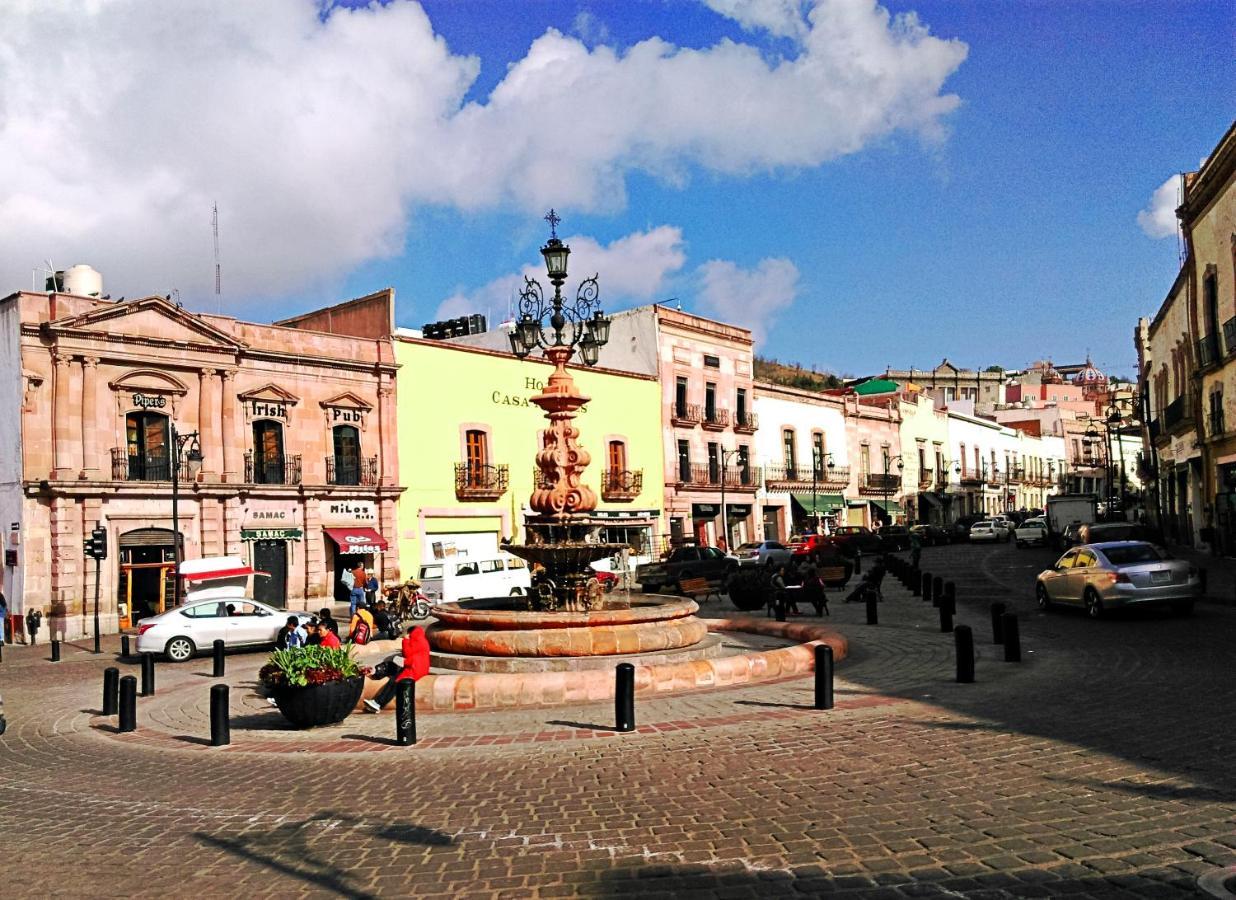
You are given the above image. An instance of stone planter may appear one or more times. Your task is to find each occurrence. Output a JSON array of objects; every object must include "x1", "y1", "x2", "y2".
[{"x1": 271, "y1": 675, "x2": 364, "y2": 729}]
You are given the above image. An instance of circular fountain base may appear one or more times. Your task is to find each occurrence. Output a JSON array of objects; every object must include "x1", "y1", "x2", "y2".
[
  {"x1": 431, "y1": 632, "x2": 727, "y2": 673},
  {"x1": 429, "y1": 596, "x2": 706, "y2": 658}
]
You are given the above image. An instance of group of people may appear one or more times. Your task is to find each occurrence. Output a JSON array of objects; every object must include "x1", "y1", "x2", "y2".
[
  {"x1": 275, "y1": 608, "x2": 347, "y2": 650},
  {"x1": 769, "y1": 556, "x2": 830, "y2": 617},
  {"x1": 342, "y1": 563, "x2": 380, "y2": 618}
]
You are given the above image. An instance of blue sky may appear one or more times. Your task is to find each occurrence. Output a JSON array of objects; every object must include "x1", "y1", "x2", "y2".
[{"x1": 3, "y1": 1, "x2": 1232, "y2": 379}]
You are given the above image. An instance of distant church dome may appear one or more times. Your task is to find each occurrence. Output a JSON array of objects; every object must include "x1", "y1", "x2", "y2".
[{"x1": 1074, "y1": 356, "x2": 1107, "y2": 387}]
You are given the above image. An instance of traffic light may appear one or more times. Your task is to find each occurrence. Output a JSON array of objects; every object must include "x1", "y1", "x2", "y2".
[{"x1": 85, "y1": 526, "x2": 108, "y2": 560}]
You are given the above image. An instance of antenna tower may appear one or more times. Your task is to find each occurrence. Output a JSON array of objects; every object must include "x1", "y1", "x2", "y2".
[{"x1": 212, "y1": 202, "x2": 222, "y2": 310}]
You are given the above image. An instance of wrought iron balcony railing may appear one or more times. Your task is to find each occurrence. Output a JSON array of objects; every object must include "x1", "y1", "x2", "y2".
[
  {"x1": 1163, "y1": 396, "x2": 1186, "y2": 430},
  {"x1": 327, "y1": 455, "x2": 379, "y2": 487},
  {"x1": 701, "y1": 407, "x2": 730, "y2": 430},
  {"x1": 918, "y1": 468, "x2": 934, "y2": 488},
  {"x1": 764, "y1": 463, "x2": 850, "y2": 487},
  {"x1": 244, "y1": 451, "x2": 302, "y2": 485},
  {"x1": 455, "y1": 462, "x2": 508, "y2": 500},
  {"x1": 676, "y1": 462, "x2": 760, "y2": 490},
  {"x1": 733, "y1": 411, "x2": 758, "y2": 433},
  {"x1": 957, "y1": 470, "x2": 985, "y2": 487},
  {"x1": 601, "y1": 468, "x2": 643, "y2": 501},
  {"x1": 861, "y1": 472, "x2": 902, "y2": 494},
  {"x1": 671, "y1": 402, "x2": 703, "y2": 427},
  {"x1": 110, "y1": 447, "x2": 189, "y2": 482}
]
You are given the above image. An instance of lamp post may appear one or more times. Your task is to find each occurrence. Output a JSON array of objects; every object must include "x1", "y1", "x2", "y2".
[
  {"x1": 881, "y1": 451, "x2": 904, "y2": 527},
  {"x1": 811, "y1": 451, "x2": 837, "y2": 533},
  {"x1": 719, "y1": 448, "x2": 742, "y2": 551},
  {"x1": 170, "y1": 425, "x2": 203, "y2": 610}
]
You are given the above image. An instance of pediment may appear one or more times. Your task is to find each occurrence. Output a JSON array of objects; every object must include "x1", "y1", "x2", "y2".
[
  {"x1": 320, "y1": 391, "x2": 372, "y2": 411},
  {"x1": 238, "y1": 383, "x2": 300, "y2": 406},
  {"x1": 110, "y1": 369, "x2": 190, "y2": 395},
  {"x1": 47, "y1": 295, "x2": 245, "y2": 350}
]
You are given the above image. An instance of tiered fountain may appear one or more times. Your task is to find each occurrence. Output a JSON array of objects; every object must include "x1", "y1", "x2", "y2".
[{"x1": 428, "y1": 213, "x2": 708, "y2": 668}]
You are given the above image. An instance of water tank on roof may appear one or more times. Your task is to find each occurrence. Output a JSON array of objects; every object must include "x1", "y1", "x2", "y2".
[{"x1": 51, "y1": 264, "x2": 103, "y2": 297}]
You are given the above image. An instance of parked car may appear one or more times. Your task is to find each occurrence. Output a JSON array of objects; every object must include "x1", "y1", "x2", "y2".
[
  {"x1": 969, "y1": 520, "x2": 1003, "y2": 543},
  {"x1": 731, "y1": 540, "x2": 794, "y2": 569},
  {"x1": 877, "y1": 525, "x2": 912, "y2": 551},
  {"x1": 1035, "y1": 541, "x2": 1200, "y2": 617},
  {"x1": 951, "y1": 514, "x2": 987, "y2": 542},
  {"x1": 1061, "y1": 523, "x2": 1085, "y2": 548},
  {"x1": 418, "y1": 554, "x2": 531, "y2": 603},
  {"x1": 135, "y1": 598, "x2": 314, "y2": 662},
  {"x1": 1075, "y1": 522, "x2": 1166, "y2": 548},
  {"x1": 828, "y1": 526, "x2": 885, "y2": 557},
  {"x1": 1014, "y1": 517, "x2": 1048, "y2": 547},
  {"x1": 988, "y1": 515, "x2": 1014, "y2": 536},
  {"x1": 787, "y1": 533, "x2": 831, "y2": 559},
  {"x1": 910, "y1": 524, "x2": 951, "y2": 546},
  {"x1": 785, "y1": 534, "x2": 854, "y2": 586},
  {"x1": 635, "y1": 546, "x2": 736, "y2": 593}
]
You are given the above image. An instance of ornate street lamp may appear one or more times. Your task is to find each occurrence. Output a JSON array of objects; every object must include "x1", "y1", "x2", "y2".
[
  {"x1": 170, "y1": 425, "x2": 204, "y2": 609},
  {"x1": 881, "y1": 451, "x2": 905, "y2": 527}
]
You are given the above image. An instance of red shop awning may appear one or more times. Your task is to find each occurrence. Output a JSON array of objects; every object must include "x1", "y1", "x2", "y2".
[
  {"x1": 324, "y1": 527, "x2": 388, "y2": 554},
  {"x1": 179, "y1": 565, "x2": 261, "y2": 582}
]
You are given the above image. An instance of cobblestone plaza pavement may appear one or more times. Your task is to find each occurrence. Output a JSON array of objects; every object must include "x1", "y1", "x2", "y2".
[{"x1": 1, "y1": 543, "x2": 1234, "y2": 898}]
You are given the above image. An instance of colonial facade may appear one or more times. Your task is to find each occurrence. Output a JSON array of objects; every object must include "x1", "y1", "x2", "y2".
[
  {"x1": 0, "y1": 286, "x2": 401, "y2": 638},
  {"x1": 391, "y1": 335, "x2": 663, "y2": 567},
  {"x1": 843, "y1": 395, "x2": 903, "y2": 527}
]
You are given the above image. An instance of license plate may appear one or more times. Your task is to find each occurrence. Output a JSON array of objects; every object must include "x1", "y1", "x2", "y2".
[{"x1": 1151, "y1": 571, "x2": 1170, "y2": 584}]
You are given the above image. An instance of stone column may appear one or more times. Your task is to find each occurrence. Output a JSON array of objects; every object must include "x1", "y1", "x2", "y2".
[
  {"x1": 303, "y1": 498, "x2": 325, "y2": 603},
  {"x1": 379, "y1": 496, "x2": 400, "y2": 583},
  {"x1": 80, "y1": 356, "x2": 100, "y2": 480},
  {"x1": 198, "y1": 368, "x2": 219, "y2": 481},
  {"x1": 378, "y1": 382, "x2": 395, "y2": 487},
  {"x1": 51, "y1": 353, "x2": 76, "y2": 480},
  {"x1": 220, "y1": 370, "x2": 242, "y2": 483}
]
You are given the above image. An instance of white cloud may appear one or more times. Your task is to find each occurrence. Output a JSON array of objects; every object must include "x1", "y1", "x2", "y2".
[
  {"x1": 572, "y1": 9, "x2": 610, "y2": 45},
  {"x1": 696, "y1": 257, "x2": 799, "y2": 341},
  {"x1": 703, "y1": 0, "x2": 808, "y2": 38},
  {"x1": 1137, "y1": 174, "x2": 1182, "y2": 239},
  {"x1": 0, "y1": 0, "x2": 966, "y2": 307},
  {"x1": 432, "y1": 225, "x2": 686, "y2": 321}
]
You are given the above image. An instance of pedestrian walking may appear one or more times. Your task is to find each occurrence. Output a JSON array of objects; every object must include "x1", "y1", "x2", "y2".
[
  {"x1": 0, "y1": 590, "x2": 7, "y2": 646},
  {"x1": 349, "y1": 563, "x2": 366, "y2": 617},
  {"x1": 25, "y1": 607, "x2": 43, "y2": 645},
  {"x1": 364, "y1": 570, "x2": 379, "y2": 607},
  {"x1": 909, "y1": 529, "x2": 923, "y2": 569}
]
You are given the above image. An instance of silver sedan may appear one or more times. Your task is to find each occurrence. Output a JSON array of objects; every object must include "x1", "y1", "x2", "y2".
[{"x1": 1035, "y1": 541, "x2": 1200, "y2": 618}]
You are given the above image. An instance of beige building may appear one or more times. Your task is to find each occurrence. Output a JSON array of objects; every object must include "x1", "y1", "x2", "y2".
[{"x1": 0, "y1": 282, "x2": 402, "y2": 639}]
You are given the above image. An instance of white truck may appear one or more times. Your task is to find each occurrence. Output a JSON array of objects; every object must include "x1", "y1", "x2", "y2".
[{"x1": 1045, "y1": 494, "x2": 1098, "y2": 548}]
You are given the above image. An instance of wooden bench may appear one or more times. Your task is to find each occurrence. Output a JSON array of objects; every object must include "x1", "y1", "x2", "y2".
[
  {"x1": 818, "y1": 566, "x2": 848, "y2": 587},
  {"x1": 678, "y1": 576, "x2": 722, "y2": 602}
]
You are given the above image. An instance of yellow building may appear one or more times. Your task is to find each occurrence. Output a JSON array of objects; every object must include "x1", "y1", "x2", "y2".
[{"x1": 393, "y1": 336, "x2": 665, "y2": 570}]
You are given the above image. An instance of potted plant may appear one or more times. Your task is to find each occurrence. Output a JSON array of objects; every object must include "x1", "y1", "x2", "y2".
[{"x1": 259, "y1": 645, "x2": 369, "y2": 728}]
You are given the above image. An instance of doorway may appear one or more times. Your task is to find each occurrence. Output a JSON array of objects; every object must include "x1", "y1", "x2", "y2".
[
  {"x1": 252, "y1": 540, "x2": 287, "y2": 606},
  {"x1": 118, "y1": 528, "x2": 181, "y2": 626}
]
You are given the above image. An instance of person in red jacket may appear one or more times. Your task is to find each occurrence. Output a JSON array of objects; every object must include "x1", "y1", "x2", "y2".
[{"x1": 364, "y1": 626, "x2": 430, "y2": 712}]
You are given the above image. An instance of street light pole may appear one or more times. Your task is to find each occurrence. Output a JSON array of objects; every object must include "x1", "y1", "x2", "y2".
[
  {"x1": 881, "y1": 451, "x2": 904, "y2": 527},
  {"x1": 720, "y1": 447, "x2": 740, "y2": 550}
]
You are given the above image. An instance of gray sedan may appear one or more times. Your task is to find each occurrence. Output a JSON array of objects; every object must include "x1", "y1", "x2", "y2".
[{"x1": 1035, "y1": 541, "x2": 1200, "y2": 618}]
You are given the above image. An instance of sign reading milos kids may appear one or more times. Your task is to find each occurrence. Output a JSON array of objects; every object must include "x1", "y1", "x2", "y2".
[{"x1": 319, "y1": 500, "x2": 388, "y2": 556}]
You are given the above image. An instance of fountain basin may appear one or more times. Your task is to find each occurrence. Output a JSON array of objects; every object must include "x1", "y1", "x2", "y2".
[{"x1": 429, "y1": 596, "x2": 706, "y2": 657}]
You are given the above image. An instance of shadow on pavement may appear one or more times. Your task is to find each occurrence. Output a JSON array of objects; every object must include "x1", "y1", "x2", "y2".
[{"x1": 546, "y1": 719, "x2": 616, "y2": 731}]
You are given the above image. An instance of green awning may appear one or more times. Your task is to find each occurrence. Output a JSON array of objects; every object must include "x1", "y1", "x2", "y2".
[
  {"x1": 869, "y1": 499, "x2": 903, "y2": 515},
  {"x1": 854, "y1": 378, "x2": 899, "y2": 395},
  {"x1": 791, "y1": 493, "x2": 845, "y2": 515}
]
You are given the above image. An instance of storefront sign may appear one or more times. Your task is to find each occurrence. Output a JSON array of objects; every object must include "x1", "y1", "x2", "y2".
[
  {"x1": 319, "y1": 499, "x2": 377, "y2": 524},
  {"x1": 132, "y1": 392, "x2": 166, "y2": 409},
  {"x1": 240, "y1": 528, "x2": 303, "y2": 541},
  {"x1": 242, "y1": 501, "x2": 301, "y2": 533},
  {"x1": 725, "y1": 504, "x2": 752, "y2": 519},
  {"x1": 491, "y1": 376, "x2": 587, "y2": 412},
  {"x1": 4, "y1": 550, "x2": 16, "y2": 567},
  {"x1": 250, "y1": 400, "x2": 289, "y2": 420},
  {"x1": 691, "y1": 503, "x2": 718, "y2": 518},
  {"x1": 331, "y1": 407, "x2": 364, "y2": 423}
]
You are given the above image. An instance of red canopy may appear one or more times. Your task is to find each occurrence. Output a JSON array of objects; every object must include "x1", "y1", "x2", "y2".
[
  {"x1": 324, "y1": 527, "x2": 388, "y2": 554},
  {"x1": 179, "y1": 565, "x2": 259, "y2": 582}
]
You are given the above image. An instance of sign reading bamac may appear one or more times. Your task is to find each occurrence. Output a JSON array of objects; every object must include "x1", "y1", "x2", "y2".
[{"x1": 240, "y1": 528, "x2": 303, "y2": 541}]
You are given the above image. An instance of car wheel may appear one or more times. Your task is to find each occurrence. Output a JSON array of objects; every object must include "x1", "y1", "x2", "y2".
[
  {"x1": 509, "y1": 588, "x2": 524, "y2": 596},
  {"x1": 1171, "y1": 600, "x2": 1194, "y2": 616},
  {"x1": 640, "y1": 583, "x2": 655, "y2": 593},
  {"x1": 165, "y1": 636, "x2": 196, "y2": 662},
  {"x1": 1036, "y1": 584, "x2": 1053, "y2": 611},
  {"x1": 1084, "y1": 589, "x2": 1104, "y2": 620}
]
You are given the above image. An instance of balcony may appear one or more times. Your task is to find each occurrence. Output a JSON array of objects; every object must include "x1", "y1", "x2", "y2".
[
  {"x1": 1163, "y1": 396, "x2": 1187, "y2": 430},
  {"x1": 676, "y1": 462, "x2": 760, "y2": 491},
  {"x1": 957, "y1": 471, "x2": 984, "y2": 487},
  {"x1": 1197, "y1": 334, "x2": 1220, "y2": 369},
  {"x1": 1224, "y1": 317, "x2": 1236, "y2": 357},
  {"x1": 701, "y1": 407, "x2": 730, "y2": 431},
  {"x1": 1008, "y1": 467, "x2": 1024, "y2": 484},
  {"x1": 327, "y1": 455, "x2": 379, "y2": 487},
  {"x1": 764, "y1": 463, "x2": 850, "y2": 489},
  {"x1": 918, "y1": 468, "x2": 934, "y2": 488},
  {"x1": 1208, "y1": 412, "x2": 1227, "y2": 439},
  {"x1": 733, "y1": 411, "x2": 758, "y2": 434},
  {"x1": 110, "y1": 447, "x2": 189, "y2": 482},
  {"x1": 1147, "y1": 418, "x2": 1161, "y2": 441},
  {"x1": 671, "y1": 402, "x2": 702, "y2": 428},
  {"x1": 860, "y1": 472, "x2": 902, "y2": 495},
  {"x1": 601, "y1": 468, "x2": 643, "y2": 502},
  {"x1": 455, "y1": 462, "x2": 509, "y2": 500},
  {"x1": 244, "y1": 451, "x2": 302, "y2": 485}
]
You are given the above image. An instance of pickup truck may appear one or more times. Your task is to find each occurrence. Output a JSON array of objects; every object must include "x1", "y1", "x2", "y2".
[{"x1": 635, "y1": 546, "x2": 735, "y2": 593}]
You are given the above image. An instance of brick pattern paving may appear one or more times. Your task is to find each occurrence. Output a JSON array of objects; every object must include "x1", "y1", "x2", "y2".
[{"x1": 1, "y1": 542, "x2": 1233, "y2": 897}]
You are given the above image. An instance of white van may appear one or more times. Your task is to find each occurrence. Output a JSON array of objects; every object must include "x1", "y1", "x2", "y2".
[{"x1": 417, "y1": 554, "x2": 532, "y2": 603}]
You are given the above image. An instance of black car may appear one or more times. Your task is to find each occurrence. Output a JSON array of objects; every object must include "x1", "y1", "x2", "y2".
[
  {"x1": 635, "y1": 546, "x2": 736, "y2": 593},
  {"x1": 910, "y1": 524, "x2": 951, "y2": 546},
  {"x1": 877, "y1": 525, "x2": 912, "y2": 551}
]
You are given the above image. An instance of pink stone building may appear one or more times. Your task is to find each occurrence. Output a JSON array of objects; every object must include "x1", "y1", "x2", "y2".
[{"x1": 0, "y1": 285, "x2": 402, "y2": 638}]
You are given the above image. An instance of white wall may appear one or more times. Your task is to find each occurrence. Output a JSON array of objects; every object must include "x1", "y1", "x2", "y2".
[
  {"x1": 752, "y1": 394, "x2": 848, "y2": 468},
  {"x1": 0, "y1": 295, "x2": 24, "y2": 611}
]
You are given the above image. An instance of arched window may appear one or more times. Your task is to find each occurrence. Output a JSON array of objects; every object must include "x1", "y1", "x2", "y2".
[
  {"x1": 332, "y1": 425, "x2": 360, "y2": 485},
  {"x1": 252, "y1": 420, "x2": 285, "y2": 484},
  {"x1": 126, "y1": 412, "x2": 170, "y2": 481}
]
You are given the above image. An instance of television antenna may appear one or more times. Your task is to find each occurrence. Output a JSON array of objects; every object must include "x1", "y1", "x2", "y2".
[{"x1": 213, "y1": 202, "x2": 222, "y2": 312}]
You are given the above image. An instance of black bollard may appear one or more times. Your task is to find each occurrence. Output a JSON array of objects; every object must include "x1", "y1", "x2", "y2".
[
  {"x1": 140, "y1": 653, "x2": 155, "y2": 696},
  {"x1": 118, "y1": 675, "x2": 137, "y2": 732},
  {"x1": 865, "y1": 587, "x2": 879, "y2": 625},
  {"x1": 51, "y1": 639, "x2": 61, "y2": 662},
  {"x1": 854, "y1": 549, "x2": 862, "y2": 574},
  {"x1": 615, "y1": 663, "x2": 635, "y2": 733},
  {"x1": 210, "y1": 684, "x2": 230, "y2": 746},
  {"x1": 102, "y1": 667, "x2": 120, "y2": 715},
  {"x1": 121, "y1": 634, "x2": 130, "y2": 659},
  {"x1": 212, "y1": 639, "x2": 225, "y2": 677},
  {"x1": 395, "y1": 679, "x2": 416, "y2": 746},
  {"x1": 912, "y1": 569, "x2": 921, "y2": 597},
  {"x1": 814, "y1": 644, "x2": 834, "y2": 710},
  {"x1": 939, "y1": 596, "x2": 954, "y2": 633},
  {"x1": 954, "y1": 625, "x2": 975, "y2": 683},
  {"x1": 922, "y1": 573, "x2": 933, "y2": 605},
  {"x1": 0, "y1": 642, "x2": 4, "y2": 664},
  {"x1": 932, "y1": 576, "x2": 944, "y2": 608},
  {"x1": 990, "y1": 602, "x2": 1006, "y2": 643},
  {"x1": 1001, "y1": 613, "x2": 1021, "y2": 662}
]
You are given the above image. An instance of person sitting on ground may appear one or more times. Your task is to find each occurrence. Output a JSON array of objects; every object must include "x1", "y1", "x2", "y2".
[
  {"x1": 364, "y1": 626, "x2": 431, "y2": 712},
  {"x1": 317, "y1": 618, "x2": 342, "y2": 649},
  {"x1": 317, "y1": 608, "x2": 339, "y2": 637},
  {"x1": 276, "y1": 615, "x2": 307, "y2": 650},
  {"x1": 371, "y1": 599, "x2": 394, "y2": 641},
  {"x1": 348, "y1": 604, "x2": 375, "y2": 645},
  {"x1": 797, "y1": 557, "x2": 827, "y2": 617}
]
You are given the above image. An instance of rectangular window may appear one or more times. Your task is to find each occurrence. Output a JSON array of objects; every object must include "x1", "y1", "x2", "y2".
[
  {"x1": 860, "y1": 444, "x2": 870, "y2": 476},
  {"x1": 782, "y1": 429, "x2": 796, "y2": 474},
  {"x1": 736, "y1": 388, "x2": 748, "y2": 423},
  {"x1": 705, "y1": 382, "x2": 717, "y2": 420},
  {"x1": 707, "y1": 442, "x2": 720, "y2": 483},
  {"x1": 812, "y1": 433, "x2": 824, "y2": 478},
  {"x1": 738, "y1": 445, "x2": 750, "y2": 484},
  {"x1": 677, "y1": 440, "x2": 690, "y2": 481},
  {"x1": 464, "y1": 429, "x2": 487, "y2": 487},
  {"x1": 703, "y1": 354, "x2": 720, "y2": 368}
]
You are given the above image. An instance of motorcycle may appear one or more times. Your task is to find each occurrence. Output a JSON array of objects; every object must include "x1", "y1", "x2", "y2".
[{"x1": 385, "y1": 581, "x2": 434, "y2": 630}]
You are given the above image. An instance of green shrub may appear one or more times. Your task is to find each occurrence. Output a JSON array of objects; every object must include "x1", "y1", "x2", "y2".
[{"x1": 259, "y1": 644, "x2": 367, "y2": 688}]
